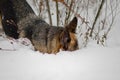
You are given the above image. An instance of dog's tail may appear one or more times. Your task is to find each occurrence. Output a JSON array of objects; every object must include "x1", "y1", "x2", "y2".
[{"x1": 0, "y1": 0, "x2": 35, "y2": 39}]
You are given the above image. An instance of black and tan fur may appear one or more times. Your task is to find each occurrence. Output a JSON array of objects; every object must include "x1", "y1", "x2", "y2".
[{"x1": 18, "y1": 15, "x2": 78, "y2": 54}]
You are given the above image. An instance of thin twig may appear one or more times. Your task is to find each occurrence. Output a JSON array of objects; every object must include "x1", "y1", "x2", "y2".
[
  {"x1": 45, "y1": 0, "x2": 52, "y2": 25},
  {"x1": 89, "y1": 0, "x2": 105, "y2": 37},
  {"x1": 64, "y1": 0, "x2": 74, "y2": 25},
  {"x1": 55, "y1": 1, "x2": 59, "y2": 26}
]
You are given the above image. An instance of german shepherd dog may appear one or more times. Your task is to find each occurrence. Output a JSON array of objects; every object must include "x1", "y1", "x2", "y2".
[
  {"x1": 18, "y1": 15, "x2": 79, "y2": 54},
  {"x1": 0, "y1": 0, "x2": 79, "y2": 54}
]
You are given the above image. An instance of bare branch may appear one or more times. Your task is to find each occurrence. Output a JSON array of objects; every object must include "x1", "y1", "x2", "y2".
[
  {"x1": 90, "y1": 0, "x2": 105, "y2": 37},
  {"x1": 55, "y1": 1, "x2": 59, "y2": 26},
  {"x1": 45, "y1": 0, "x2": 52, "y2": 25}
]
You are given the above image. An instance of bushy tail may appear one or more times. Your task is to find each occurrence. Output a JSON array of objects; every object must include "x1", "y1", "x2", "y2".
[{"x1": 0, "y1": 0, "x2": 35, "y2": 39}]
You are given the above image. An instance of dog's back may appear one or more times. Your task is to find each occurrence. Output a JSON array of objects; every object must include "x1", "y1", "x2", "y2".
[
  {"x1": 11, "y1": 0, "x2": 34, "y2": 22},
  {"x1": 18, "y1": 14, "x2": 63, "y2": 53}
]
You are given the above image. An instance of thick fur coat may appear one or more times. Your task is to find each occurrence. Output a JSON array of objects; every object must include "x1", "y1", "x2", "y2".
[{"x1": 18, "y1": 15, "x2": 79, "y2": 54}]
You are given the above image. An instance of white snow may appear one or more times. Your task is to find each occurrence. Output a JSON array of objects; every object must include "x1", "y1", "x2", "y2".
[{"x1": 0, "y1": 35, "x2": 120, "y2": 80}]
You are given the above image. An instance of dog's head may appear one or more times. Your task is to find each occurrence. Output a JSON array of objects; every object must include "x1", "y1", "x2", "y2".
[{"x1": 60, "y1": 17, "x2": 78, "y2": 51}]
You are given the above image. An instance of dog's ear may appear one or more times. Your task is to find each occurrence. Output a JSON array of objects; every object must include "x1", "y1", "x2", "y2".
[
  {"x1": 60, "y1": 30, "x2": 71, "y2": 50},
  {"x1": 65, "y1": 17, "x2": 77, "y2": 33}
]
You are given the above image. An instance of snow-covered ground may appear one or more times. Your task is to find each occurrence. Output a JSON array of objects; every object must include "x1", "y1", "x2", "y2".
[
  {"x1": 0, "y1": 36, "x2": 120, "y2": 80},
  {"x1": 0, "y1": 0, "x2": 120, "y2": 80}
]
